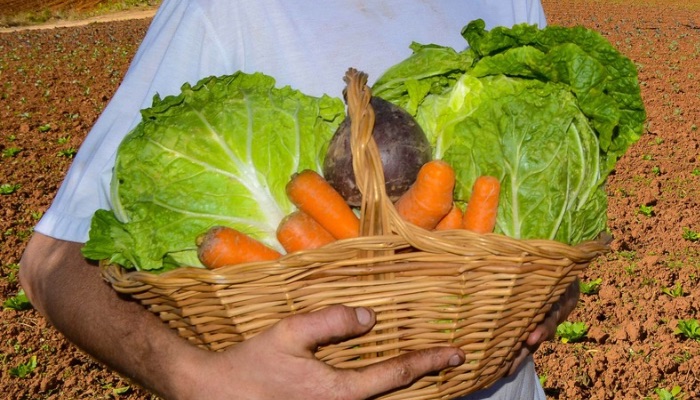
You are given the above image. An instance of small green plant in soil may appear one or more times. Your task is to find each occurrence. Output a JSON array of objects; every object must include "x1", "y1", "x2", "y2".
[
  {"x1": 675, "y1": 319, "x2": 700, "y2": 341},
  {"x1": 556, "y1": 321, "x2": 588, "y2": 343},
  {"x1": 0, "y1": 183, "x2": 21, "y2": 195},
  {"x1": 662, "y1": 282, "x2": 684, "y2": 298},
  {"x1": 9, "y1": 355, "x2": 38, "y2": 379},
  {"x1": 3, "y1": 262, "x2": 20, "y2": 284},
  {"x1": 1, "y1": 147, "x2": 22, "y2": 157},
  {"x1": 672, "y1": 350, "x2": 693, "y2": 364},
  {"x1": 638, "y1": 204, "x2": 655, "y2": 217},
  {"x1": 682, "y1": 227, "x2": 699, "y2": 242},
  {"x1": 3, "y1": 289, "x2": 32, "y2": 311},
  {"x1": 101, "y1": 384, "x2": 131, "y2": 396},
  {"x1": 652, "y1": 385, "x2": 685, "y2": 400},
  {"x1": 58, "y1": 148, "x2": 77, "y2": 158},
  {"x1": 580, "y1": 278, "x2": 603, "y2": 295}
]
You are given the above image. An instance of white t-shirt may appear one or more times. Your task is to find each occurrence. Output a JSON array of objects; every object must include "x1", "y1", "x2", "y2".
[{"x1": 36, "y1": 1, "x2": 547, "y2": 398}]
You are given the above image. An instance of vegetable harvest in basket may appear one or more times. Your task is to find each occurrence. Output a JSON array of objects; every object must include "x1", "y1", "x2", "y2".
[{"x1": 82, "y1": 20, "x2": 645, "y2": 272}]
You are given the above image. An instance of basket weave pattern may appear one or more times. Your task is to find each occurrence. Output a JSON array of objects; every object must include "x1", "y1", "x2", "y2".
[{"x1": 101, "y1": 69, "x2": 608, "y2": 399}]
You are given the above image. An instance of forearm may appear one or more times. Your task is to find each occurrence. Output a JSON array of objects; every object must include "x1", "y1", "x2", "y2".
[
  {"x1": 20, "y1": 234, "x2": 465, "y2": 400},
  {"x1": 19, "y1": 233, "x2": 197, "y2": 399}
]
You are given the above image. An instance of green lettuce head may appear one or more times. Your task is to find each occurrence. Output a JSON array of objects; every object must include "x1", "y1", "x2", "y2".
[
  {"x1": 83, "y1": 72, "x2": 345, "y2": 271},
  {"x1": 373, "y1": 19, "x2": 646, "y2": 244}
]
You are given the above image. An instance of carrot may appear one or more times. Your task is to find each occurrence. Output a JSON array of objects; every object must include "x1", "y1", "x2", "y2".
[
  {"x1": 285, "y1": 169, "x2": 360, "y2": 240},
  {"x1": 434, "y1": 203, "x2": 464, "y2": 230},
  {"x1": 276, "y1": 210, "x2": 336, "y2": 253},
  {"x1": 196, "y1": 226, "x2": 281, "y2": 269},
  {"x1": 394, "y1": 160, "x2": 456, "y2": 230},
  {"x1": 462, "y1": 175, "x2": 501, "y2": 233}
]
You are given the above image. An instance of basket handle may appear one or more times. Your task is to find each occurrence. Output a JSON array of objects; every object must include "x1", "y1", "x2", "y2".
[
  {"x1": 344, "y1": 69, "x2": 438, "y2": 248},
  {"x1": 344, "y1": 69, "x2": 394, "y2": 238}
]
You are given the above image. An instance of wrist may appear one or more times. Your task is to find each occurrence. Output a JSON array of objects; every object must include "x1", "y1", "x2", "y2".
[{"x1": 157, "y1": 341, "x2": 209, "y2": 400}]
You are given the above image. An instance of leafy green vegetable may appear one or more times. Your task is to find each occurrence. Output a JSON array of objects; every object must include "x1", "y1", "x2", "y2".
[
  {"x1": 675, "y1": 319, "x2": 700, "y2": 341},
  {"x1": 373, "y1": 19, "x2": 646, "y2": 244},
  {"x1": 3, "y1": 289, "x2": 32, "y2": 311},
  {"x1": 83, "y1": 72, "x2": 344, "y2": 271},
  {"x1": 579, "y1": 278, "x2": 603, "y2": 295},
  {"x1": 556, "y1": 321, "x2": 588, "y2": 343},
  {"x1": 654, "y1": 385, "x2": 685, "y2": 400},
  {"x1": 9, "y1": 355, "x2": 37, "y2": 378}
]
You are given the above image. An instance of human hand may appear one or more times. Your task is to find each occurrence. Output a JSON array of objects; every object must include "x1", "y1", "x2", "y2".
[
  {"x1": 506, "y1": 278, "x2": 580, "y2": 375},
  {"x1": 180, "y1": 305, "x2": 465, "y2": 400}
]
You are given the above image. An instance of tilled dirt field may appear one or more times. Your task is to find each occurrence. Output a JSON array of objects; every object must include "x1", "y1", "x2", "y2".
[
  {"x1": 1, "y1": 1, "x2": 699, "y2": 399},
  {"x1": 0, "y1": 0, "x2": 104, "y2": 15}
]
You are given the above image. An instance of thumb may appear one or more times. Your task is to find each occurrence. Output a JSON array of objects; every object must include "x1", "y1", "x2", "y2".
[
  {"x1": 270, "y1": 305, "x2": 376, "y2": 355},
  {"x1": 341, "y1": 346, "x2": 465, "y2": 398},
  {"x1": 266, "y1": 305, "x2": 465, "y2": 399}
]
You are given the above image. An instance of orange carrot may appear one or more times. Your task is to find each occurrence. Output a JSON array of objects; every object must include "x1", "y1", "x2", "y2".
[
  {"x1": 276, "y1": 210, "x2": 336, "y2": 253},
  {"x1": 285, "y1": 169, "x2": 360, "y2": 240},
  {"x1": 434, "y1": 203, "x2": 464, "y2": 230},
  {"x1": 394, "y1": 160, "x2": 456, "y2": 230},
  {"x1": 462, "y1": 175, "x2": 501, "y2": 233},
  {"x1": 196, "y1": 226, "x2": 281, "y2": 269}
]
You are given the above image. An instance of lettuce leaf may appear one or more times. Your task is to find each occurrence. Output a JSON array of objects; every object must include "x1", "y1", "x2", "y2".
[
  {"x1": 82, "y1": 72, "x2": 344, "y2": 271},
  {"x1": 373, "y1": 20, "x2": 645, "y2": 244}
]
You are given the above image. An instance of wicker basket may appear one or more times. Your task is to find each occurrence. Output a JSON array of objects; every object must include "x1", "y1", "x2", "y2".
[{"x1": 101, "y1": 69, "x2": 609, "y2": 399}]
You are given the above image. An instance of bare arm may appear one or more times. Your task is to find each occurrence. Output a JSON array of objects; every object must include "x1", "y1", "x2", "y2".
[
  {"x1": 20, "y1": 233, "x2": 464, "y2": 400},
  {"x1": 19, "y1": 233, "x2": 198, "y2": 398}
]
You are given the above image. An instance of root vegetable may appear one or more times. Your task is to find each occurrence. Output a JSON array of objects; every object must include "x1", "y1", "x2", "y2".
[
  {"x1": 276, "y1": 210, "x2": 336, "y2": 253},
  {"x1": 394, "y1": 160, "x2": 456, "y2": 230},
  {"x1": 196, "y1": 226, "x2": 282, "y2": 269},
  {"x1": 285, "y1": 169, "x2": 360, "y2": 240},
  {"x1": 323, "y1": 96, "x2": 432, "y2": 206},
  {"x1": 462, "y1": 176, "x2": 500, "y2": 233},
  {"x1": 435, "y1": 203, "x2": 464, "y2": 231}
]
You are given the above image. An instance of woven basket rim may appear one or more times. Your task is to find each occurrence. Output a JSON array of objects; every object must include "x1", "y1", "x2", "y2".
[{"x1": 102, "y1": 229, "x2": 610, "y2": 284}]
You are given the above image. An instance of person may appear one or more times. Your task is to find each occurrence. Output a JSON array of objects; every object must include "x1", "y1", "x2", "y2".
[{"x1": 19, "y1": 1, "x2": 579, "y2": 399}]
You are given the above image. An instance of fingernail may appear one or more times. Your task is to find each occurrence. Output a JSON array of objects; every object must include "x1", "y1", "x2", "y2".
[
  {"x1": 448, "y1": 354, "x2": 463, "y2": 367},
  {"x1": 355, "y1": 307, "x2": 371, "y2": 325}
]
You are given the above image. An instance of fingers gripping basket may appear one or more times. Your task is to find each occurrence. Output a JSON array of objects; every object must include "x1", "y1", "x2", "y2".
[{"x1": 101, "y1": 69, "x2": 609, "y2": 399}]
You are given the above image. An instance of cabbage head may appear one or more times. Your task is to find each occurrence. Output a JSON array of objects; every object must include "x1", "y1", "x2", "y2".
[
  {"x1": 83, "y1": 72, "x2": 344, "y2": 271},
  {"x1": 373, "y1": 19, "x2": 646, "y2": 244}
]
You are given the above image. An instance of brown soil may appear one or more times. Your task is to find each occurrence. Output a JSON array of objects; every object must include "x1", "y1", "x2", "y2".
[
  {"x1": 1, "y1": 0, "x2": 699, "y2": 399},
  {"x1": 0, "y1": 0, "x2": 105, "y2": 15},
  {"x1": 0, "y1": 9, "x2": 156, "y2": 33},
  {"x1": 0, "y1": 0, "x2": 159, "y2": 32}
]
